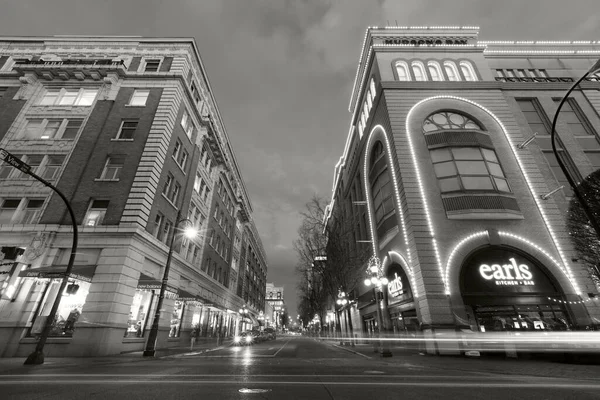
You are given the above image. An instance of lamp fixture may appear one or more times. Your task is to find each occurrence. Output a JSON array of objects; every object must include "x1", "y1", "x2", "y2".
[{"x1": 517, "y1": 132, "x2": 537, "y2": 149}]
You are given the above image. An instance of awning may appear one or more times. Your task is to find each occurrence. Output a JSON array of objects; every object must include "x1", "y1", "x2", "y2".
[
  {"x1": 176, "y1": 289, "x2": 202, "y2": 302},
  {"x1": 137, "y1": 273, "x2": 177, "y2": 293},
  {"x1": 18, "y1": 265, "x2": 96, "y2": 283}
]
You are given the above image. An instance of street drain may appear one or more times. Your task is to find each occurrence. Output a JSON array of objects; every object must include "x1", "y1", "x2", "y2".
[{"x1": 239, "y1": 388, "x2": 272, "y2": 393}]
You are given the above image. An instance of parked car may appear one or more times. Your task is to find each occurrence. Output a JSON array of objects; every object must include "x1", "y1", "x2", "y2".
[
  {"x1": 250, "y1": 329, "x2": 267, "y2": 343},
  {"x1": 264, "y1": 328, "x2": 276, "y2": 340}
]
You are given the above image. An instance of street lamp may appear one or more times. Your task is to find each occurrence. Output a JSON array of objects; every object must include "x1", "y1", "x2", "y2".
[
  {"x1": 550, "y1": 59, "x2": 600, "y2": 241},
  {"x1": 239, "y1": 305, "x2": 249, "y2": 332},
  {"x1": 336, "y1": 290, "x2": 351, "y2": 346},
  {"x1": 364, "y1": 255, "x2": 392, "y2": 357},
  {"x1": 143, "y1": 211, "x2": 198, "y2": 357}
]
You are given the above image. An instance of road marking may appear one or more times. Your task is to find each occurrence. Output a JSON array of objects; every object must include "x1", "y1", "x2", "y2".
[
  {"x1": 239, "y1": 388, "x2": 272, "y2": 393},
  {"x1": 1, "y1": 380, "x2": 600, "y2": 389},
  {"x1": 364, "y1": 371, "x2": 385, "y2": 374},
  {"x1": 272, "y1": 338, "x2": 291, "y2": 357}
]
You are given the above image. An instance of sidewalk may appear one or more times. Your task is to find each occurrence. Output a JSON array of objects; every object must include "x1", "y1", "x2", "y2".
[
  {"x1": 326, "y1": 340, "x2": 600, "y2": 381},
  {"x1": 0, "y1": 338, "x2": 226, "y2": 372}
]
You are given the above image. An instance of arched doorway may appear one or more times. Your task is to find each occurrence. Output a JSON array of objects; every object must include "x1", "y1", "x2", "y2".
[
  {"x1": 385, "y1": 263, "x2": 418, "y2": 335},
  {"x1": 460, "y1": 246, "x2": 572, "y2": 332}
]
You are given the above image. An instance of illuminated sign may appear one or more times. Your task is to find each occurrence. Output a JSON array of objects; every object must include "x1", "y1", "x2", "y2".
[
  {"x1": 461, "y1": 247, "x2": 558, "y2": 295},
  {"x1": 479, "y1": 258, "x2": 534, "y2": 286},
  {"x1": 382, "y1": 38, "x2": 469, "y2": 46},
  {"x1": 386, "y1": 264, "x2": 412, "y2": 304},
  {"x1": 388, "y1": 273, "x2": 405, "y2": 297}
]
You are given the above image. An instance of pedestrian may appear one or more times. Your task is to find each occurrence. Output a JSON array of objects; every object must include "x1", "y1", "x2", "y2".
[{"x1": 190, "y1": 325, "x2": 199, "y2": 350}]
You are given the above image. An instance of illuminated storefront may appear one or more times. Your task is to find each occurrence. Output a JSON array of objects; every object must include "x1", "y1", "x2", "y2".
[
  {"x1": 460, "y1": 246, "x2": 572, "y2": 332},
  {"x1": 385, "y1": 263, "x2": 419, "y2": 334}
]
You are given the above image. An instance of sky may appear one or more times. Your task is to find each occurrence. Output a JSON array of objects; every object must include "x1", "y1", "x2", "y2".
[{"x1": 0, "y1": 0, "x2": 598, "y2": 315}]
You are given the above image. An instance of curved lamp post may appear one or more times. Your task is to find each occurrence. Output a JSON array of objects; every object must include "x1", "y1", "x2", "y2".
[
  {"x1": 143, "y1": 211, "x2": 198, "y2": 357},
  {"x1": 550, "y1": 59, "x2": 600, "y2": 241},
  {"x1": 336, "y1": 290, "x2": 349, "y2": 345},
  {"x1": 364, "y1": 255, "x2": 392, "y2": 357}
]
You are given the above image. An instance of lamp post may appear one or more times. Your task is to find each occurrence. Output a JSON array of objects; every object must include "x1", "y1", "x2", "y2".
[
  {"x1": 364, "y1": 255, "x2": 392, "y2": 357},
  {"x1": 239, "y1": 305, "x2": 249, "y2": 332},
  {"x1": 143, "y1": 211, "x2": 198, "y2": 357},
  {"x1": 550, "y1": 59, "x2": 600, "y2": 241},
  {"x1": 336, "y1": 290, "x2": 349, "y2": 345}
]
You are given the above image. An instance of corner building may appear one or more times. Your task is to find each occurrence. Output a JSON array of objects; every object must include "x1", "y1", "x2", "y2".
[
  {"x1": 0, "y1": 36, "x2": 267, "y2": 357},
  {"x1": 325, "y1": 26, "x2": 600, "y2": 354}
]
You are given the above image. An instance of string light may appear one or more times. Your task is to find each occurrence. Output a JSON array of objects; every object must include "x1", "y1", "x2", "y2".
[
  {"x1": 406, "y1": 95, "x2": 580, "y2": 295},
  {"x1": 547, "y1": 296, "x2": 597, "y2": 304},
  {"x1": 363, "y1": 125, "x2": 414, "y2": 286}
]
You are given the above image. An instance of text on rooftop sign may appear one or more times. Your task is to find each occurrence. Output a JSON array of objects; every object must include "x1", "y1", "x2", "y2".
[{"x1": 383, "y1": 38, "x2": 469, "y2": 46}]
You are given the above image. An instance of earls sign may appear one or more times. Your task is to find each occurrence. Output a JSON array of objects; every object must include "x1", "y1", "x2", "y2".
[
  {"x1": 386, "y1": 264, "x2": 412, "y2": 304},
  {"x1": 461, "y1": 247, "x2": 558, "y2": 295},
  {"x1": 479, "y1": 258, "x2": 534, "y2": 286},
  {"x1": 388, "y1": 272, "x2": 405, "y2": 297}
]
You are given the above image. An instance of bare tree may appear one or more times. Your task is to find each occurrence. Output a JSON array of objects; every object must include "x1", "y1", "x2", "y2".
[
  {"x1": 294, "y1": 196, "x2": 329, "y2": 328},
  {"x1": 566, "y1": 169, "x2": 600, "y2": 288}
]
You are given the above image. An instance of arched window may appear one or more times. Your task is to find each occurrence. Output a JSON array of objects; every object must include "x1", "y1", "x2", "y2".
[
  {"x1": 369, "y1": 141, "x2": 396, "y2": 235},
  {"x1": 427, "y1": 61, "x2": 443, "y2": 81},
  {"x1": 423, "y1": 111, "x2": 510, "y2": 194},
  {"x1": 460, "y1": 61, "x2": 477, "y2": 81},
  {"x1": 412, "y1": 62, "x2": 426, "y2": 81},
  {"x1": 395, "y1": 62, "x2": 411, "y2": 81},
  {"x1": 444, "y1": 61, "x2": 460, "y2": 81}
]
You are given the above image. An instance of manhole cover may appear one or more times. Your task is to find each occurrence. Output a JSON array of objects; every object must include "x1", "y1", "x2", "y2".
[
  {"x1": 239, "y1": 388, "x2": 272, "y2": 393},
  {"x1": 364, "y1": 370, "x2": 385, "y2": 374}
]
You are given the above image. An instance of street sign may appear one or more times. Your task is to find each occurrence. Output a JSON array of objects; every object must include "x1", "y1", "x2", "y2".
[{"x1": 0, "y1": 148, "x2": 31, "y2": 174}]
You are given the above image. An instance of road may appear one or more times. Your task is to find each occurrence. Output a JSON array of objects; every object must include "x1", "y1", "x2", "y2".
[{"x1": 2, "y1": 335, "x2": 600, "y2": 399}]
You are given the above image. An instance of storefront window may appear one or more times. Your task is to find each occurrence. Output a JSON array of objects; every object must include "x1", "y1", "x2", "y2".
[
  {"x1": 169, "y1": 301, "x2": 184, "y2": 337},
  {"x1": 125, "y1": 289, "x2": 153, "y2": 338},
  {"x1": 30, "y1": 279, "x2": 90, "y2": 337}
]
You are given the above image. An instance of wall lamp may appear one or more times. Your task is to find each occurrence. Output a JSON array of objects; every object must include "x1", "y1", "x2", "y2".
[{"x1": 540, "y1": 186, "x2": 564, "y2": 200}]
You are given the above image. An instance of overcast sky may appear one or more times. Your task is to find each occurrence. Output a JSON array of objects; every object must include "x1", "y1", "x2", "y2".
[{"x1": 0, "y1": 0, "x2": 598, "y2": 315}]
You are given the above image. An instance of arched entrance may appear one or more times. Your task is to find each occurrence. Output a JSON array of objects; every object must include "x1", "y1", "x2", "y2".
[
  {"x1": 385, "y1": 263, "x2": 418, "y2": 335},
  {"x1": 460, "y1": 246, "x2": 572, "y2": 332}
]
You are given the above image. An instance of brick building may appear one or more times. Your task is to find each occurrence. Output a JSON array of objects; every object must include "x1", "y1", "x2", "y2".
[
  {"x1": 324, "y1": 26, "x2": 600, "y2": 354},
  {"x1": 0, "y1": 36, "x2": 267, "y2": 357}
]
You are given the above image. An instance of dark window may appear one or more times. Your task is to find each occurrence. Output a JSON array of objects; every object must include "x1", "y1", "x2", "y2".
[
  {"x1": 144, "y1": 59, "x2": 160, "y2": 72},
  {"x1": 368, "y1": 141, "x2": 396, "y2": 228},
  {"x1": 116, "y1": 120, "x2": 138, "y2": 140}
]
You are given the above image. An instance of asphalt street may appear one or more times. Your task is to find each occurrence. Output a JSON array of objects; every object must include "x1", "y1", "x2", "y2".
[{"x1": 2, "y1": 335, "x2": 600, "y2": 399}]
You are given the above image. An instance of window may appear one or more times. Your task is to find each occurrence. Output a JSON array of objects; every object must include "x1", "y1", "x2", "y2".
[
  {"x1": 20, "y1": 199, "x2": 44, "y2": 224},
  {"x1": 412, "y1": 62, "x2": 426, "y2": 81},
  {"x1": 99, "y1": 156, "x2": 124, "y2": 180},
  {"x1": 41, "y1": 155, "x2": 65, "y2": 180},
  {"x1": 369, "y1": 142, "x2": 396, "y2": 227},
  {"x1": 444, "y1": 62, "x2": 460, "y2": 81},
  {"x1": 194, "y1": 173, "x2": 202, "y2": 192},
  {"x1": 61, "y1": 119, "x2": 83, "y2": 139},
  {"x1": 516, "y1": 99, "x2": 578, "y2": 197},
  {"x1": 172, "y1": 140, "x2": 188, "y2": 170},
  {"x1": 180, "y1": 110, "x2": 195, "y2": 139},
  {"x1": 423, "y1": 111, "x2": 482, "y2": 132},
  {"x1": 18, "y1": 155, "x2": 43, "y2": 178},
  {"x1": 428, "y1": 62, "x2": 443, "y2": 81},
  {"x1": 83, "y1": 200, "x2": 109, "y2": 226},
  {"x1": 143, "y1": 59, "x2": 161, "y2": 72},
  {"x1": 430, "y1": 147, "x2": 509, "y2": 193},
  {"x1": 395, "y1": 62, "x2": 410, "y2": 81},
  {"x1": 39, "y1": 88, "x2": 97, "y2": 106},
  {"x1": 153, "y1": 213, "x2": 164, "y2": 239},
  {"x1": 116, "y1": 120, "x2": 138, "y2": 140},
  {"x1": 460, "y1": 61, "x2": 477, "y2": 81},
  {"x1": 553, "y1": 98, "x2": 600, "y2": 172},
  {"x1": 162, "y1": 174, "x2": 180, "y2": 204},
  {"x1": 129, "y1": 90, "x2": 149, "y2": 106},
  {"x1": 0, "y1": 154, "x2": 20, "y2": 179},
  {"x1": 162, "y1": 220, "x2": 173, "y2": 243},
  {"x1": 423, "y1": 111, "x2": 510, "y2": 194},
  {"x1": 0, "y1": 199, "x2": 21, "y2": 224}
]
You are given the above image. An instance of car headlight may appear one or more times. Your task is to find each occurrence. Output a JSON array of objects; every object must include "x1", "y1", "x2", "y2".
[
  {"x1": 245, "y1": 336, "x2": 253, "y2": 343},
  {"x1": 234, "y1": 336, "x2": 241, "y2": 343}
]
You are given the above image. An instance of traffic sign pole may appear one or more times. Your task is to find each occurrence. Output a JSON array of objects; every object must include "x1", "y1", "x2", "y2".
[{"x1": 0, "y1": 148, "x2": 79, "y2": 365}]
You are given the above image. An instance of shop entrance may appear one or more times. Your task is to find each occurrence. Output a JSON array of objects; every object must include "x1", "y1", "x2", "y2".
[
  {"x1": 473, "y1": 304, "x2": 571, "y2": 332},
  {"x1": 460, "y1": 246, "x2": 573, "y2": 333}
]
